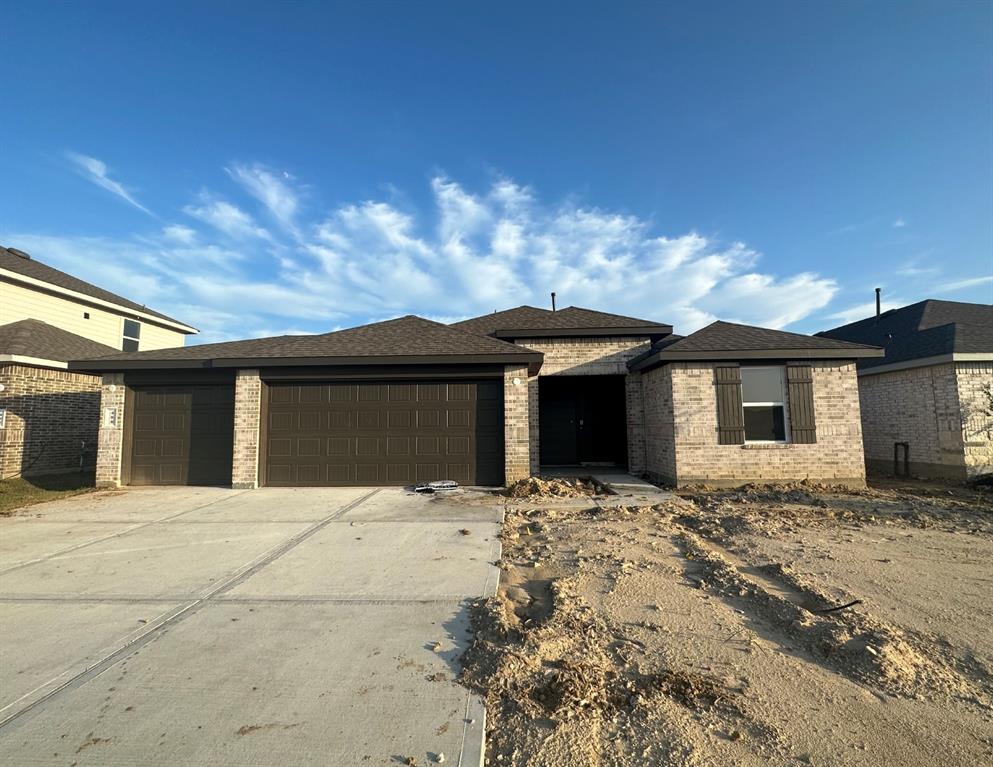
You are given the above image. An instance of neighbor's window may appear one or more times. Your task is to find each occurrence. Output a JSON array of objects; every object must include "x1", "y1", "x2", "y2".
[
  {"x1": 741, "y1": 366, "x2": 788, "y2": 443},
  {"x1": 122, "y1": 319, "x2": 141, "y2": 352}
]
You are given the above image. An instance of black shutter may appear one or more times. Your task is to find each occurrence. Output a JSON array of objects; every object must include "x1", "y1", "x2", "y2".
[
  {"x1": 787, "y1": 365, "x2": 817, "y2": 444},
  {"x1": 715, "y1": 365, "x2": 745, "y2": 445}
]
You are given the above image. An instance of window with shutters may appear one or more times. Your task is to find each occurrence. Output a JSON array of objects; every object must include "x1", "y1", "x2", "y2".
[{"x1": 741, "y1": 366, "x2": 789, "y2": 443}]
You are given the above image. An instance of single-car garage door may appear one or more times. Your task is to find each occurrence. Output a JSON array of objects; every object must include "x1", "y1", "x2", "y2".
[
  {"x1": 264, "y1": 380, "x2": 504, "y2": 487},
  {"x1": 128, "y1": 385, "x2": 234, "y2": 486}
]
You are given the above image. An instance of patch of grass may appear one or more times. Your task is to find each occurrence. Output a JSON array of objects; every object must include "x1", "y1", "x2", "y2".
[{"x1": 0, "y1": 471, "x2": 97, "y2": 515}]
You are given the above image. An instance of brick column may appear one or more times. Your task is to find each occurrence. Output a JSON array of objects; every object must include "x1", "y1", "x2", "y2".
[
  {"x1": 232, "y1": 369, "x2": 262, "y2": 489},
  {"x1": 625, "y1": 371, "x2": 646, "y2": 474},
  {"x1": 96, "y1": 373, "x2": 126, "y2": 488},
  {"x1": 527, "y1": 376, "x2": 541, "y2": 474},
  {"x1": 504, "y1": 365, "x2": 531, "y2": 484}
]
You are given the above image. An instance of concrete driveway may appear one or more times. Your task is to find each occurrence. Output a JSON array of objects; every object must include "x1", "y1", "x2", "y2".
[{"x1": 0, "y1": 485, "x2": 502, "y2": 766}]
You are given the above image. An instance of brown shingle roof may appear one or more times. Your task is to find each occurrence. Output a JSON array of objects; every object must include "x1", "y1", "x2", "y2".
[
  {"x1": 452, "y1": 305, "x2": 670, "y2": 337},
  {"x1": 0, "y1": 319, "x2": 117, "y2": 363},
  {"x1": 70, "y1": 315, "x2": 543, "y2": 373},
  {"x1": 1, "y1": 246, "x2": 193, "y2": 330},
  {"x1": 628, "y1": 321, "x2": 882, "y2": 370}
]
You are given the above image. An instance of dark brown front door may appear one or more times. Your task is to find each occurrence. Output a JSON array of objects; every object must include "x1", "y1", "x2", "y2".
[
  {"x1": 538, "y1": 375, "x2": 628, "y2": 467},
  {"x1": 128, "y1": 385, "x2": 234, "y2": 486},
  {"x1": 264, "y1": 380, "x2": 504, "y2": 487}
]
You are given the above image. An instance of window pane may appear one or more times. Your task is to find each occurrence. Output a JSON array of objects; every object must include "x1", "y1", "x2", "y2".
[
  {"x1": 122, "y1": 338, "x2": 139, "y2": 352},
  {"x1": 123, "y1": 319, "x2": 141, "y2": 339},
  {"x1": 741, "y1": 367, "x2": 784, "y2": 403},
  {"x1": 744, "y1": 405, "x2": 786, "y2": 441}
]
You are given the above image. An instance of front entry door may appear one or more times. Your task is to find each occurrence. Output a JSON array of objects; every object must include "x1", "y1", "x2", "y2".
[{"x1": 539, "y1": 375, "x2": 628, "y2": 467}]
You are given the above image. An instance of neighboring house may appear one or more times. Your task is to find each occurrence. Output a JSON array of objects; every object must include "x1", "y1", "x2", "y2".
[
  {"x1": 819, "y1": 300, "x2": 993, "y2": 479},
  {"x1": 70, "y1": 305, "x2": 880, "y2": 489},
  {"x1": 0, "y1": 246, "x2": 196, "y2": 478}
]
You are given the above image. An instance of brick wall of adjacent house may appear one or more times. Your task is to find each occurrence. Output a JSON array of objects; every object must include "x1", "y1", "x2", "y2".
[
  {"x1": 641, "y1": 361, "x2": 865, "y2": 487},
  {"x1": 0, "y1": 363, "x2": 102, "y2": 479},
  {"x1": 95, "y1": 373, "x2": 126, "y2": 487},
  {"x1": 517, "y1": 336, "x2": 651, "y2": 472},
  {"x1": 857, "y1": 363, "x2": 967, "y2": 478},
  {"x1": 504, "y1": 364, "x2": 530, "y2": 483},
  {"x1": 232, "y1": 369, "x2": 262, "y2": 489},
  {"x1": 956, "y1": 362, "x2": 993, "y2": 478}
]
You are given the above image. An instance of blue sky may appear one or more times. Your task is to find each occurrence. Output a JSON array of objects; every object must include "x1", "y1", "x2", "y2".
[{"x1": 1, "y1": 1, "x2": 990, "y2": 344}]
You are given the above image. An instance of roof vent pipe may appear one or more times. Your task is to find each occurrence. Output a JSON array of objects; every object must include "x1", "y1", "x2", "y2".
[
  {"x1": 551, "y1": 292, "x2": 557, "y2": 311},
  {"x1": 875, "y1": 287, "x2": 881, "y2": 319}
]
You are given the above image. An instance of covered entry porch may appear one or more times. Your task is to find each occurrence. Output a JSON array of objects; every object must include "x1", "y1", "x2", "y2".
[{"x1": 537, "y1": 374, "x2": 629, "y2": 469}]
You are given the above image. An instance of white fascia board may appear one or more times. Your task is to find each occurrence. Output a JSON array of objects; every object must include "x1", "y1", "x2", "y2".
[{"x1": 0, "y1": 354, "x2": 69, "y2": 370}]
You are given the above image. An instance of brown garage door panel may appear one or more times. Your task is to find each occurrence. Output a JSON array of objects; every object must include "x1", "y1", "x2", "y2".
[
  {"x1": 265, "y1": 380, "x2": 504, "y2": 486},
  {"x1": 129, "y1": 385, "x2": 234, "y2": 486}
]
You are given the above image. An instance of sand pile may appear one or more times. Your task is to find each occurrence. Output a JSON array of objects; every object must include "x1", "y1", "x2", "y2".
[{"x1": 500, "y1": 476, "x2": 606, "y2": 499}]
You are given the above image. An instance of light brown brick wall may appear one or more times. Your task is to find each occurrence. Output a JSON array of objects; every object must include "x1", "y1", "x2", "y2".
[
  {"x1": 504, "y1": 364, "x2": 530, "y2": 483},
  {"x1": 857, "y1": 363, "x2": 967, "y2": 478},
  {"x1": 642, "y1": 361, "x2": 866, "y2": 487},
  {"x1": 0, "y1": 363, "x2": 102, "y2": 478},
  {"x1": 96, "y1": 373, "x2": 126, "y2": 487},
  {"x1": 956, "y1": 362, "x2": 993, "y2": 478},
  {"x1": 518, "y1": 336, "x2": 651, "y2": 471},
  {"x1": 641, "y1": 364, "x2": 676, "y2": 484},
  {"x1": 232, "y1": 369, "x2": 262, "y2": 489}
]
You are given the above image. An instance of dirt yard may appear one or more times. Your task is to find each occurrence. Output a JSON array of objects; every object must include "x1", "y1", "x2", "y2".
[{"x1": 460, "y1": 479, "x2": 993, "y2": 766}]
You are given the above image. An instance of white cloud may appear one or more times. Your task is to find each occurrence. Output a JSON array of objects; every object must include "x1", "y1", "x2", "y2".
[
  {"x1": 227, "y1": 163, "x2": 300, "y2": 236},
  {"x1": 825, "y1": 297, "x2": 906, "y2": 326},
  {"x1": 935, "y1": 275, "x2": 993, "y2": 293},
  {"x1": 65, "y1": 152, "x2": 152, "y2": 215},
  {"x1": 184, "y1": 193, "x2": 271, "y2": 240},
  {"x1": 892, "y1": 218, "x2": 907, "y2": 228},
  {"x1": 7, "y1": 172, "x2": 847, "y2": 343}
]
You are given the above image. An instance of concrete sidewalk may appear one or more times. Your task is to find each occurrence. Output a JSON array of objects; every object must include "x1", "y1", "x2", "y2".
[{"x1": 0, "y1": 486, "x2": 501, "y2": 766}]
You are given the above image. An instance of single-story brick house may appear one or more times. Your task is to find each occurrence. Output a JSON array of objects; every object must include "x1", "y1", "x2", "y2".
[
  {"x1": 0, "y1": 245, "x2": 196, "y2": 478},
  {"x1": 819, "y1": 299, "x2": 993, "y2": 479},
  {"x1": 70, "y1": 306, "x2": 882, "y2": 489}
]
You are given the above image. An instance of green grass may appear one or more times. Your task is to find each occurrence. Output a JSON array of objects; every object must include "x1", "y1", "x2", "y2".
[{"x1": 0, "y1": 471, "x2": 97, "y2": 515}]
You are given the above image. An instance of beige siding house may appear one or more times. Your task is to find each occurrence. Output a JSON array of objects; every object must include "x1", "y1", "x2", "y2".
[{"x1": 0, "y1": 246, "x2": 196, "y2": 478}]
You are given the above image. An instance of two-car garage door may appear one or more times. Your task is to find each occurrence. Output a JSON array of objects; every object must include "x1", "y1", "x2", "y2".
[{"x1": 264, "y1": 380, "x2": 505, "y2": 487}]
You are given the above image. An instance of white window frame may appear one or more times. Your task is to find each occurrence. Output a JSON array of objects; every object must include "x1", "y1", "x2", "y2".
[
  {"x1": 122, "y1": 319, "x2": 141, "y2": 352},
  {"x1": 741, "y1": 365, "x2": 790, "y2": 444}
]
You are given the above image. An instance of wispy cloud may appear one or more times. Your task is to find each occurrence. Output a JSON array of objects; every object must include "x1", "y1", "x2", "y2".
[
  {"x1": 183, "y1": 192, "x2": 271, "y2": 241},
  {"x1": 227, "y1": 163, "x2": 300, "y2": 237},
  {"x1": 935, "y1": 275, "x2": 993, "y2": 293},
  {"x1": 892, "y1": 217, "x2": 907, "y2": 228},
  {"x1": 7, "y1": 171, "x2": 844, "y2": 343},
  {"x1": 65, "y1": 151, "x2": 153, "y2": 215},
  {"x1": 825, "y1": 297, "x2": 906, "y2": 326}
]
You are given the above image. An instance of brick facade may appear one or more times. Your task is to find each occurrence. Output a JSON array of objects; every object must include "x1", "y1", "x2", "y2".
[
  {"x1": 95, "y1": 373, "x2": 126, "y2": 487},
  {"x1": 232, "y1": 369, "x2": 262, "y2": 489},
  {"x1": 517, "y1": 336, "x2": 651, "y2": 473},
  {"x1": 0, "y1": 363, "x2": 102, "y2": 479},
  {"x1": 504, "y1": 364, "x2": 530, "y2": 482},
  {"x1": 858, "y1": 361, "x2": 993, "y2": 479},
  {"x1": 642, "y1": 361, "x2": 866, "y2": 487}
]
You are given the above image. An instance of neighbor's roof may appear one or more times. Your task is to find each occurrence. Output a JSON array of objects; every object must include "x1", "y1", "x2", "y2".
[
  {"x1": 817, "y1": 300, "x2": 993, "y2": 370},
  {"x1": 69, "y1": 315, "x2": 543, "y2": 373},
  {"x1": 628, "y1": 320, "x2": 882, "y2": 370},
  {"x1": 452, "y1": 305, "x2": 671, "y2": 338},
  {"x1": 0, "y1": 319, "x2": 117, "y2": 364},
  {"x1": 1, "y1": 246, "x2": 195, "y2": 331}
]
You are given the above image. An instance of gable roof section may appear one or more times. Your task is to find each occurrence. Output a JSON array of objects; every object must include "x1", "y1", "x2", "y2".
[
  {"x1": 452, "y1": 305, "x2": 671, "y2": 338},
  {"x1": 628, "y1": 320, "x2": 882, "y2": 371},
  {"x1": 817, "y1": 300, "x2": 993, "y2": 370},
  {"x1": 0, "y1": 319, "x2": 117, "y2": 366},
  {"x1": 69, "y1": 315, "x2": 543, "y2": 374},
  {"x1": 1, "y1": 246, "x2": 195, "y2": 332}
]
